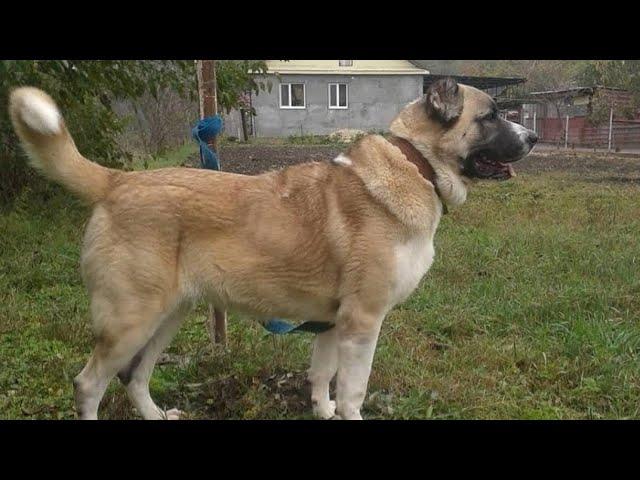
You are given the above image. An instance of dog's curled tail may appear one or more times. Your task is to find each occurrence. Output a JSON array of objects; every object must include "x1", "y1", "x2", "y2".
[{"x1": 9, "y1": 87, "x2": 113, "y2": 203}]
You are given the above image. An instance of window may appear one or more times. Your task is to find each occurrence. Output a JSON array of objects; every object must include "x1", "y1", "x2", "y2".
[
  {"x1": 279, "y1": 83, "x2": 305, "y2": 109},
  {"x1": 329, "y1": 83, "x2": 348, "y2": 109},
  {"x1": 339, "y1": 60, "x2": 353, "y2": 67}
]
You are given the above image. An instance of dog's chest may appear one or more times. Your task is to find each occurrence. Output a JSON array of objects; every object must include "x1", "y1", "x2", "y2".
[{"x1": 390, "y1": 232, "x2": 435, "y2": 307}]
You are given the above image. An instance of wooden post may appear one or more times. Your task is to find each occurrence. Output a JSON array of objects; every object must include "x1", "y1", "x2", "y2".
[
  {"x1": 240, "y1": 109, "x2": 249, "y2": 142},
  {"x1": 196, "y1": 60, "x2": 228, "y2": 347},
  {"x1": 608, "y1": 106, "x2": 614, "y2": 152}
]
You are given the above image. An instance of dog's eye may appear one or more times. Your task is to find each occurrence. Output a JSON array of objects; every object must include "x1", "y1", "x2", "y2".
[
  {"x1": 476, "y1": 110, "x2": 498, "y2": 123},
  {"x1": 483, "y1": 110, "x2": 497, "y2": 121}
]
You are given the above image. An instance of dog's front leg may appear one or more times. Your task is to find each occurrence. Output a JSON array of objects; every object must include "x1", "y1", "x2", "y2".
[
  {"x1": 334, "y1": 310, "x2": 384, "y2": 420},
  {"x1": 309, "y1": 328, "x2": 338, "y2": 419}
]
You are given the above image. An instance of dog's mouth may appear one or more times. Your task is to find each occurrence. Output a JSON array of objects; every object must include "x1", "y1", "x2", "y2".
[{"x1": 463, "y1": 151, "x2": 516, "y2": 181}]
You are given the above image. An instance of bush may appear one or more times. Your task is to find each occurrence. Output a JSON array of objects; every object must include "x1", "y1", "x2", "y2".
[
  {"x1": 113, "y1": 88, "x2": 198, "y2": 157},
  {"x1": 0, "y1": 60, "x2": 194, "y2": 205}
]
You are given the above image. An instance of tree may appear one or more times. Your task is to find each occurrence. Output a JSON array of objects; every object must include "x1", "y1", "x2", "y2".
[
  {"x1": 411, "y1": 60, "x2": 465, "y2": 75},
  {"x1": 215, "y1": 60, "x2": 270, "y2": 113},
  {"x1": 0, "y1": 60, "x2": 195, "y2": 203},
  {"x1": 0, "y1": 60, "x2": 270, "y2": 204},
  {"x1": 459, "y1": 60, "x2": 583, "y2": 94},
  {"x1": 575, "y1": 61, "x2": 640, "y2": 124},
  {"x1": 576, "y1": 60, "x2": 640, "y2": 92},
  {"x1": 114, "y1": 88, "x2": 198, "y2": 157},
  {"x1": 216, "y1": 60, "x2": 271, "y2": 142}
]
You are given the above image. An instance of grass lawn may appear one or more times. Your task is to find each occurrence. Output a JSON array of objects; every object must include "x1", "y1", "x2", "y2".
[{"x1": 1, "y1": 148, "x2": 639, "y2": 419}]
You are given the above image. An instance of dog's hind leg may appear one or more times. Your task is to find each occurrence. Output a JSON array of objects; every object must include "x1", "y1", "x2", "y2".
[
  {"x1": 308, "y1": 328, "x2": 338, "y2": 419},
  {"x1": 118, "y1": 304, "x2": 189, "y2": 420},
  {"x1": 74, "y1": 327, "x2": 155, "y2": 420},
  {"x1": 73, "y1": 349, "x2": 116, "y2": 420},
  {"x1": 73, "y1": 294, "x2": 178, "y2": 420}
]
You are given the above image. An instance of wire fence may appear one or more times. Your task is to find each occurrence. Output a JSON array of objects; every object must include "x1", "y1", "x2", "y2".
[
  {"x1": 513, "y1": 87, "x2": 640, "y2": 152},
  {"x1": 520, "y1": 112, "x2": 640, "y2": 152}
]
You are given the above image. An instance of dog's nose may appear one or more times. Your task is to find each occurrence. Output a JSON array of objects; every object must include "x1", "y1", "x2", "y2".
[{"x1": 527, "y1": 131, "x2": 538, "y2": 145}]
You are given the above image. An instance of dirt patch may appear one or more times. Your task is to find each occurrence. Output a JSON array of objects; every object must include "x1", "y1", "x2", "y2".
[
  {"x1": 516, "y1": 150, "x2": 640, "y2": 178},
  {"x1": 329, "y1": 129, "x2": 366, "y2": 143},
  {"x1": 178, "y1": 368, "x2": 313, "y2": 419},
  {"x1": 185, "y1": 143, "x2": 640, "y2": 180},
  {"x1": 186, "y1": 145, "x2": 343, "y2": 176}
]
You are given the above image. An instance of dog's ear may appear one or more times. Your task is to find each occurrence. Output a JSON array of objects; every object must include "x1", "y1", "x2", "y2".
[{"x1": 425, "y1": 77, "x2": 463, "y2": 124}]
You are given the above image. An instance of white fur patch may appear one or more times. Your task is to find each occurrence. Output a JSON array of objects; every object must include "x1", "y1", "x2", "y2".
[
  {"x1": 412, "y1": 142, "x2": 468, "y2": 207},
  {"x1": 336, "y1": 333, "x2": 380, "y2": 420},
  {"x1": 432, "y1": 169, "x2": 467, "y2": 206},
  {"x1": 332, "y1": 154, "x2": 352, "y2": 166},
  {"x1": 309, "y1": 329, "x2": 338, "y2": 419},
  {"x1": 391, "y1": 233, "x2": 435, "y2": 307},
  {"x1": 19, "y1": 93, "x2": 61, "y2": 135}
]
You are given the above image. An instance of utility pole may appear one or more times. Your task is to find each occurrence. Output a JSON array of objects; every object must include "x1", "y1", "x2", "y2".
[{"x1": 196, "y1": 60, "x2": 228, "y2": 347}]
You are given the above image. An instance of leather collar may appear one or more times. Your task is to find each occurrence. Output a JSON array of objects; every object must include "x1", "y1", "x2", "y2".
[{"x1": 386, "y1": 135, "x2": 448, "y2": 214}]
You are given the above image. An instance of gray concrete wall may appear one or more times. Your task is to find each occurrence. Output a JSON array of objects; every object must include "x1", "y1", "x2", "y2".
[
  {"x1": 247, "y1": 74, "x2": 423, "y2": 137},
  {"x1": 222, "y1": 109, "x2": 244, "y2": 139}
]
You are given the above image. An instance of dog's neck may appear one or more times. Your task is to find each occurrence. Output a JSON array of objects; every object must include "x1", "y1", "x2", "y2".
[
  {"x1": 386, "y1": 135, "x2": 449, "y2": 214},
  {"x1": 389, "y1": 99, "x2": 468, "y2": 208}
]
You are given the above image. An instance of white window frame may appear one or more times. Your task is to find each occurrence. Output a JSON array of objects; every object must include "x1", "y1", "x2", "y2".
[
  {"x1": 328, "y1": 83, "x2": 349, "y2": 109},
  {"x1": 279, "y1": 83, "x2": 306, "y2": 109}
]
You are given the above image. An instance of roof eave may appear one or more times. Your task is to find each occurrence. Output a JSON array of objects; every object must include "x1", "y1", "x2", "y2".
[{"x1": 264, "y1": 69, "x2": 429, "y2": 75}]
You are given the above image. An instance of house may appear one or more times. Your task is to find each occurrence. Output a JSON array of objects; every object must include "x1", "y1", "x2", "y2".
[
  {"x1": 521, "y1": 86, "x2": 640, "y2": 148},
  {"x1": 222, "y1": 61, "x2": 530, "y2": 140},
  {"x1": 223, "y1": 60, "x2": 428, "y2": 138}
]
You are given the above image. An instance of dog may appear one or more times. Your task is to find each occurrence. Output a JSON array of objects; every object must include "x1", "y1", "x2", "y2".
[{"x1": 9, "y1": 78, "x2": 537, "y2": 420}]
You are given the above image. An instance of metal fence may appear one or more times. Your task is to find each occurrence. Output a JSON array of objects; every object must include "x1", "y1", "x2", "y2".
[
  {"x1": 517, "y1": 88, "x2": 640, "y2": 152},
  {"x1": 521, "y1": 111, "x2": 640, "y2": 152}
]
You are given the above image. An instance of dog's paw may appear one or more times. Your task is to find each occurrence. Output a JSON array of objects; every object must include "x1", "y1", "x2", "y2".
[
  {"x1": 333, "y1": 409, "x2": 362, "y2": 420},
  {"x1": 164, "y1": 408, "x2": 185, "y2": 420},
  {"x1": 313, "y1": 400, "x2": 336, "y2": 420}
]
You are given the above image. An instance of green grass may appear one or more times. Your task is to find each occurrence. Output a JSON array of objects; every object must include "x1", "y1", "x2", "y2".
[
  {"x1": 128, "y1": 142, "x2": 199, "y2": 171},
  {"x1": 217, "y1": 135, "x2": 346, "y2": 147},
  {"x1": 1, "y1": 150, "x2": 640, "y2": 419},
  {"x1": 218, "y1": 134, "x2": 359, "y2": 147},
  {"x1": 286, "y1": 134, "x2": 347, "y2": 145}
]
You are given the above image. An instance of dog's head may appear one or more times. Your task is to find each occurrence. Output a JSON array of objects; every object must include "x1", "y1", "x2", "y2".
[{"x1": 390, "y1": 78, "x2": 537, "y2": 205}]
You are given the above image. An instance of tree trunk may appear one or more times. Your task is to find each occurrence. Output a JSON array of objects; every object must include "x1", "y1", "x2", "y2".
[
  {"x1": 196, "y1": 60, "x2": 228, "y2": 347},
  {"x1": 240, "y1": 109, "x2": 249, "y2": 142}
]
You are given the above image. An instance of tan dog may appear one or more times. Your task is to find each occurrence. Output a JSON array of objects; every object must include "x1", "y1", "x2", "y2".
[{"x1": 9, "y1": 78, "x2": 537, "y2": 420}]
